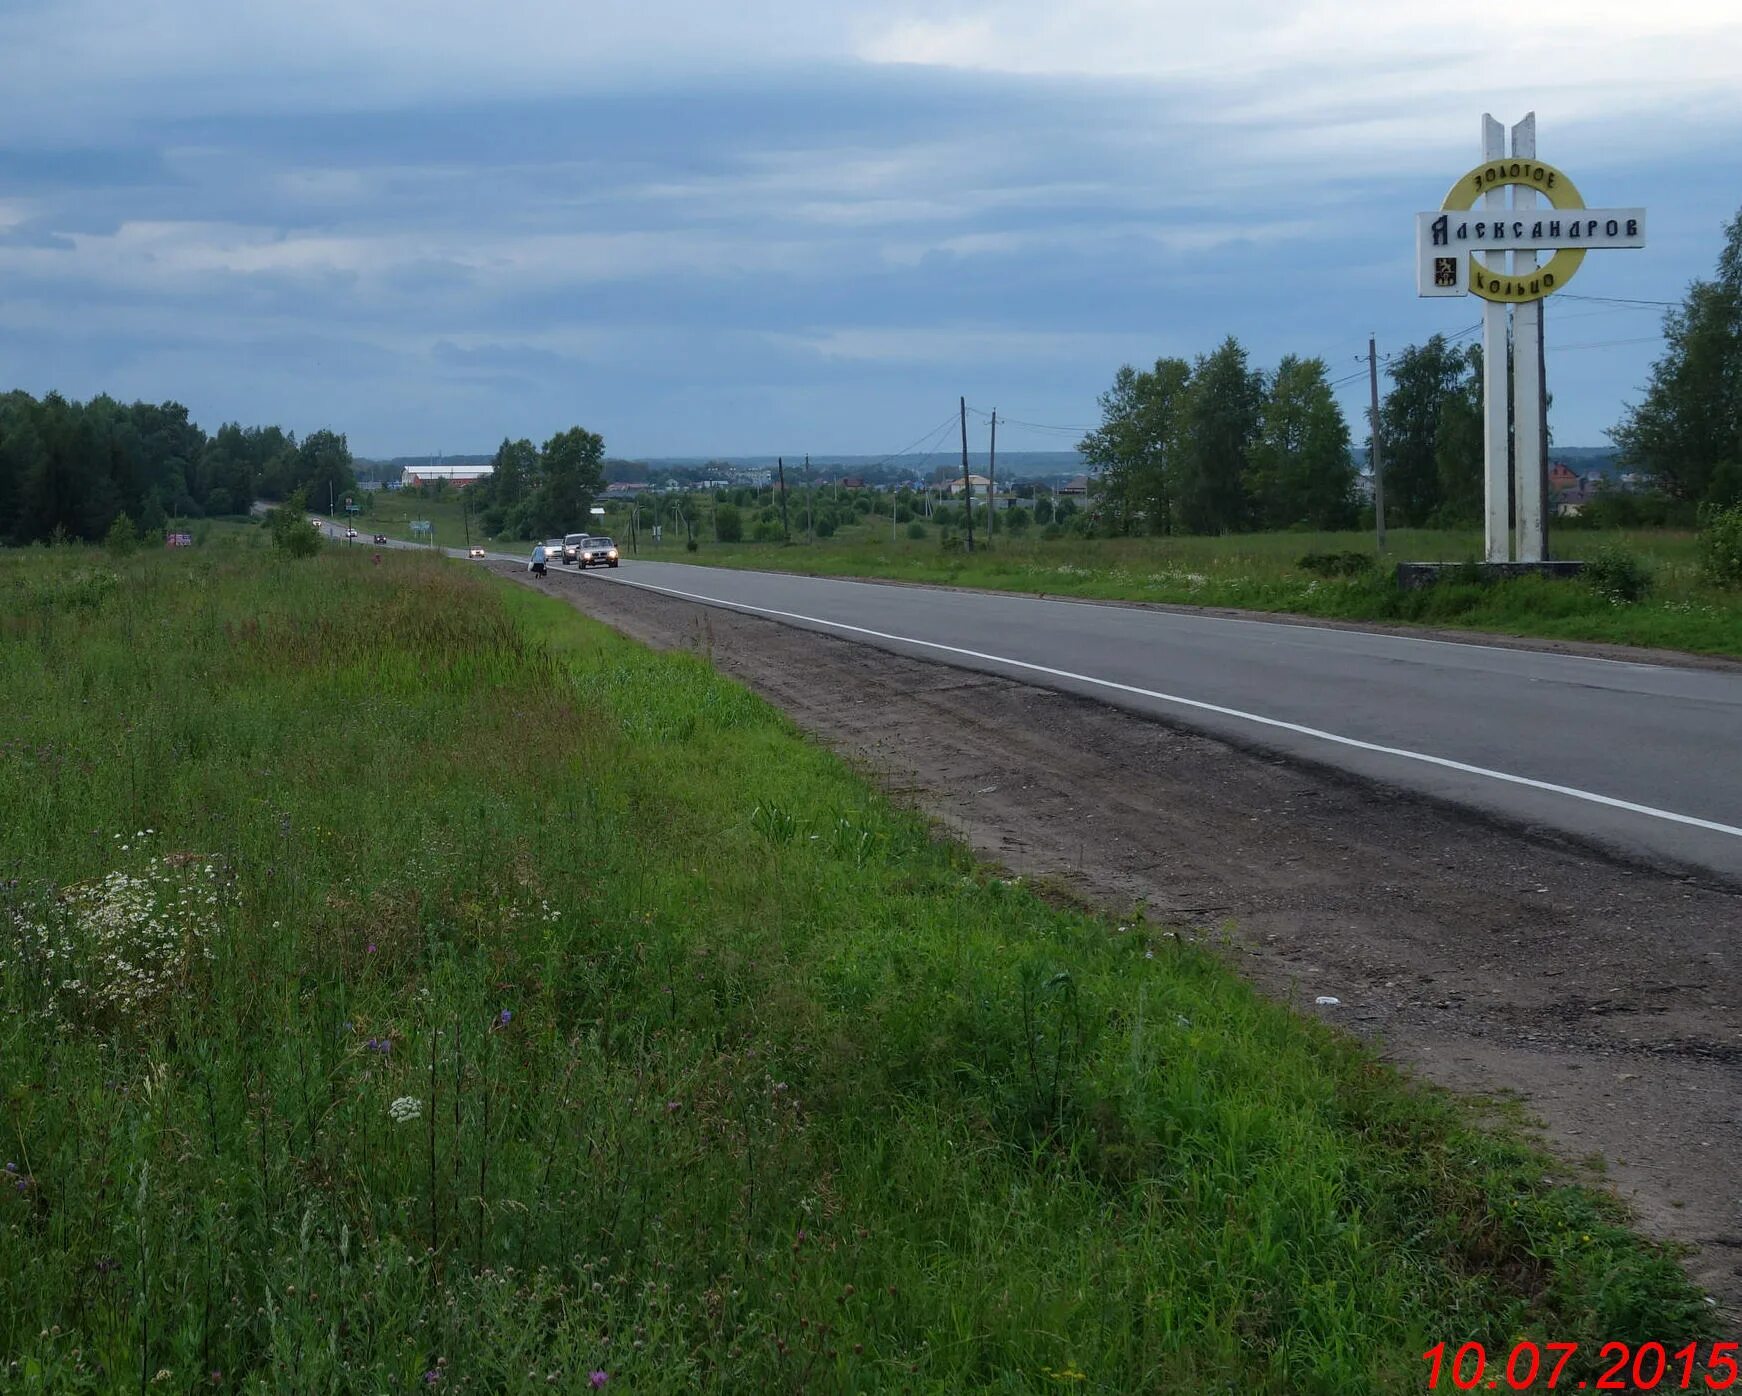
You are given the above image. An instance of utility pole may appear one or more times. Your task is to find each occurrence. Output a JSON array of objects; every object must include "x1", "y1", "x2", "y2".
[
  {"x1": 891, "y1": 486, "x2": 898, "y2": 543},
  {"x1": 776, "y1": 457, "x2": 791, "y2": 543},
  {"x1": 1537, "y1": 305, "x2": 1551, "y2": 560},
  {"x1": 987, "y1": 408, "x2": 997, "y2": 536},
  {"x1": 804, "y1": 454, "x2": 814, "y2": 544},
  {"x1": 959, "y1": 396, "x2": 975, "y2": 553},
  {"x1": 1367, "y1": 335, "x2": 1388, "y2": 553}
]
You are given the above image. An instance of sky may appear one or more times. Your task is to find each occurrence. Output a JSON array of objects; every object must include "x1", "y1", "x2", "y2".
[{"x1": 2, "y1": 0, "x2": 1739, "y2": 460}]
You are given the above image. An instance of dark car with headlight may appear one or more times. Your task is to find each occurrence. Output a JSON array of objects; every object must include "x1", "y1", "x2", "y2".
[{"x1": 577, "y1": 536, "x2": 619, "y2": 568}]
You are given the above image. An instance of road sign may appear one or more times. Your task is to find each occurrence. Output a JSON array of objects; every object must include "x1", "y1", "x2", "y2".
[
  {"x1": 411, "y1": 520, "x2": 433, "y2": 536},
  {"x1": 1415, "y1": 114, "x2": 1646, "y2": 565},
  {"x1": 589, "y1": 506, "x2": 606, "y2": 516}
]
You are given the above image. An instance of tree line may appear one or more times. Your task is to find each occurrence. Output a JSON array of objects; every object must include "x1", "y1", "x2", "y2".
[
  {"x1": 0, "y1": 390, "x2": 357, "y2": 545},
  {"x1": 1077, "y1": 340, "x2": 1361, "y2": 535},
  {"x1": 1082, "y1": 202, "x2": 1742, "y2": 534}
]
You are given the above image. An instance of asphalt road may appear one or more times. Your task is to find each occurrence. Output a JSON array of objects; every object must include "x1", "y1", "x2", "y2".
[{"x1": 540, "y1": 557, "x2": 1742, "y2": 882}]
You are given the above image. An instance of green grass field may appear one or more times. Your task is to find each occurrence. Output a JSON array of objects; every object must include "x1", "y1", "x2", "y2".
[
  {"x1": 655, "y1": 515, "x2": 1742, "y2": 659},
  {"x1": 1, "y1": 538, "x2": 1716, "y2": 1393}
]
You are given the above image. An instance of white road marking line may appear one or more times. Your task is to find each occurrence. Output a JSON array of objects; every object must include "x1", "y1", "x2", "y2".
[{"x1": 609, "y1": 572, "x2": 1742, "y2": 842}]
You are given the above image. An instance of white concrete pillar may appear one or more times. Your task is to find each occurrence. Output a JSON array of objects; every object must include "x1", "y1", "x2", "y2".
[
  {"x1": 1480, "y1": 114, "x2": 1511, "y2": 563},
  {"x1": 1511, "y1": 114, "x2": 1546, "y2": 562}
]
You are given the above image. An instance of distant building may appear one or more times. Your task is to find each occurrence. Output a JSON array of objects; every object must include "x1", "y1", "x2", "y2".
[
  {"x1": 1548, "y1": 461, "x2": 1602, "y2": 516},
  {"x1": 401, "y1": 464, "x2": 491, "y2": 489},
  {"x1": 943, "y1": 473, "x2": 993, "y2": 497},
  {"x1": 603, "y1": 482, "x2": 651, "y2": 499},
  {"x1": 1058, "y1": 475, "x2": 1091, "y2": 497}
]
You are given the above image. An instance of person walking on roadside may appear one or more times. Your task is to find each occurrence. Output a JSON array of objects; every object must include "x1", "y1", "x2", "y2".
[{"x1": 530, "y1": 542, "x2": 547, "y2": 577}]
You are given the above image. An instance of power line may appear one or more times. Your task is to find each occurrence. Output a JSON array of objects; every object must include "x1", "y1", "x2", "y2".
[
  {"x1": 859, "y1": 412, "x2": 961, "y2": 471},
  {"x1": 1559, "y1": 292, "x2": 1677, "y2": 308},
  {"x1": 1546, "y1": 335, "x2": 1664, "y2": 352}
]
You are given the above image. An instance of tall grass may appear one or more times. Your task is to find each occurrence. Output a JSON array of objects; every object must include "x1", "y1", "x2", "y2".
[{"x1": 0, "y1": 538, "x2": 1712, "y2": 1393}]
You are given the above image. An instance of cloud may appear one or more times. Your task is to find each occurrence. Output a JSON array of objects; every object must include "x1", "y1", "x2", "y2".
[{"x1": 0, "y1": 1, "x2": 1737, "y2": 454}]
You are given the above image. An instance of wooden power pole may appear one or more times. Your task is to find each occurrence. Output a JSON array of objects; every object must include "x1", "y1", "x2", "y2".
[
  {"x1": 776, "y1": 457, "x2": 791, "y2": 543},
  {"x1": 959, "y1": 396, "x2": 975, "y2": 553},
  {"x1": 987, "y1": 408, "x2": 997, "y2": 536},
  {"x1": 1367, "y1": 336, "x2": 1387, "y2": 554}
]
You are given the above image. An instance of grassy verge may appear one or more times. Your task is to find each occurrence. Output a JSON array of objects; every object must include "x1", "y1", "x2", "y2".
[
  {"x1": 654, "y1": 523, "x2": 1742, "y2": 659},
  {"x1": 0, "y1": 539, "x2": 1715, "y2": 1393}
]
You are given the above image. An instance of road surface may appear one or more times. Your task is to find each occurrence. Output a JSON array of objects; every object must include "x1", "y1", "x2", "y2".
[{"x1": 502, "y1": 557, "x2": 1742, "y2": 882}]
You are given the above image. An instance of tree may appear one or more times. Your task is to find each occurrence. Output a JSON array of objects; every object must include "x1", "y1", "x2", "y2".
[
  {"x1": 533, "y1": 427, "x2": 606, "y2": 536},
  {"x1": 294, "y1": 430, "x2": 357, "y2": 517},
  {"x1": 1249, "y1": 355, "x2": 1357, "y2": 529},
  {"x1": 714, "y1": 503, "x2": 743, "y2": 543},
  {"x1": 1175, "y1": 337, "x2": 1262, "y2": 534},
  {"x1": 486, "y1": 438, "x2": 536, "y2": 508},
  {"x1": 268, "y1": 490, "x2": 320, "y2": 558},
  {"x1": 1611, "y1": 206, "x2": 1742, "y2": 505},
  {"x1": 1379, "y1": 335, "x2": 1473, "y2": 526},
  {"x1": 1078, "y1": 358, "x2": 1193, "y2": 534},
  {"x1": 1433, "y1": 347, "x2": 1485, "y2": 524}
]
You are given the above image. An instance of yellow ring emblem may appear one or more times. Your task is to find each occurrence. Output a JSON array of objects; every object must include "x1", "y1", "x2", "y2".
[{"x1": 1442, "y1": 158, "x2": 1586, "y2": 302}]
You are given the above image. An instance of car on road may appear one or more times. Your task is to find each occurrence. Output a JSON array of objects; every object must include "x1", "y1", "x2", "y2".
[
  {"x1": 344, "y1": 527, "x2": 358, "y2": 539},
  {"x1": 373, "y1": 533, "x2": 388, "y2": 544},
  {"x1": 561, "y1": 532, "x2": 590, "y2": 565},
  {"x1": 545, "y1": 538, "x2": 566, "y2": 564},
  {"x1": 468, "y1": 547, "x2": 486, "y2": 559},
  {"x1": 577, "y1": 536, "x2": 620, "y2": 568}
]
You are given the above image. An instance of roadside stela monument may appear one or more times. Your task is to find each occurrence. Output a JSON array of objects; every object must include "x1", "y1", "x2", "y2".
[{"x1": 1415, "y1": 113, "x2": 1645, "y2": 567}]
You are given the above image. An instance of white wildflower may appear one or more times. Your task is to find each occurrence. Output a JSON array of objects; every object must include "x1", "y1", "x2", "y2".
[{"x1": 388, "y1": 1096, "x2": 424, "y2": 1124}]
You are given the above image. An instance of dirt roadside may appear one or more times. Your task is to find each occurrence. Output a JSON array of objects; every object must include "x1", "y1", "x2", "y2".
[{"x1": 508, "y1": 565, "x2": 1742, "y2": 1314}]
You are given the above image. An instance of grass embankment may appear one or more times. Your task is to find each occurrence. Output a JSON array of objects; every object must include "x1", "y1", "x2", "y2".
[
  {"x1": 0, "y1": 540, "x2": 1714, "y2": 1393},
  {"x1": 667, "y1": 524, "x2": 1742, "y2": 659}
]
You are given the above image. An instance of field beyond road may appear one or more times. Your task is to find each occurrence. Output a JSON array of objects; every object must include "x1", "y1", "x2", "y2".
[
  {"x1": 0, "y1": 538, "x2": 1720, "y2": 1393},
  {"x1": 640, "y1": 521, "x2": 1742, "y2": 660}
]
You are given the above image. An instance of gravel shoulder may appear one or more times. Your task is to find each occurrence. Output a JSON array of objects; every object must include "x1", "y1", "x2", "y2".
[{"x1": 508, "y1": 563, "x2": 1742, "y2": 1314}]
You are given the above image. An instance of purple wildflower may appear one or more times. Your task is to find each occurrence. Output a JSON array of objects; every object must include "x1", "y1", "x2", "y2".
[
  {"x1": 589, "y1": 1373, "x2": 609, "y2": 1389},
  {"x1": 423, "y1": 1370, "x2": 441, "y2": 1385},
  {"x1": 497, "y1": 1009, "x2": 512, "y2": 1027},
  {"x1": 366, "y1": 942, "x2": 378, "y2": 954}
]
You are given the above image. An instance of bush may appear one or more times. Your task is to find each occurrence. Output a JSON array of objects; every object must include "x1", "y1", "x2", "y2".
[
  {"x1": 1041, "y1": 523, "x2": 1064, "y2": 541},
  {"x1": 939, "y1": 530, "x2": 964, "y2": 553},
  {"x1": 104, "y1": 512, "x2": 138, "y2": 557},
  {"x1": 905, "y1": 521, "x2": 928, "y2": 540},
  {"x1": 894, "y1": 504, "x2": 914, "y2": 524},
  {"x1": 715, "y1": 503, "x2": 743, "y2": 543},
  {"x1": 814, "y1": 516, "x2": 837, "y2": 539},
  {"x1": 268, "y1": 492, "x2": 321, "y2": 558},
  {"x1": 1697, "y1": 502, "x2": 1742, "y2": 587},
  {"x1": 686, "y1": 536, "x2": 699, "y2": 552},
  {"x1": 1582, "y1": 545, "x2": 1654, "y2": 603},
  {"x1": 1004, "y1": 506, "x2": 1032, "y2": 533},
  {"x1": 752, "y1": 520, "x2": 784, "y2": 543},
  {"x1": 1298, "y1": 550, "x2": 1375, "y2": 578}
]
